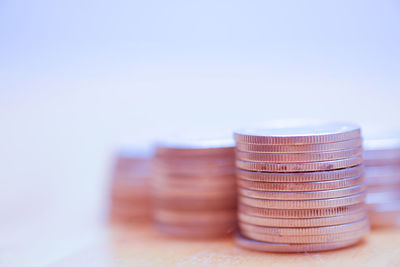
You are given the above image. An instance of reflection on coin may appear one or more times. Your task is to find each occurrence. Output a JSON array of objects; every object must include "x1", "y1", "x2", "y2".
[
  {"x1": 239, "y1": 217, "x2": 368, "y2": 236},
  {"x1": 238, "y1": 175, "x2": 364, "y2": 192},
  {"x1": 238, "y1": 184, "x2": 366, "y2": 200},
  {"x1": 236, "y1": 138, "x2": 362, "y2": 153},
  {"x1": 238, "y1": 203, "x2": 366, "y2": 218},
  {"x1": 236, "y1": 155, "x2": 363, "y2": 172},
  {"x1": 239, "y1": 193, "x2": 366, "y2": 209},
  {"x1": 234, "y1": 120, "x2": 360, "y2": 145},
  {"x1": 235, "y1": 233, "x2": 363, "y2": 252},
  {"x1": 238, "y1": 211, "x2": 366, "y2": 227},
  {"x1": 236, "y1": 165, "x2": 364, "y2": 183},
  {"x1": 241, "y1": 226, "x2": 368, "y2": 243},
  {"x1": 235, "y1": 147, "x2": 362, "y2": 163}
]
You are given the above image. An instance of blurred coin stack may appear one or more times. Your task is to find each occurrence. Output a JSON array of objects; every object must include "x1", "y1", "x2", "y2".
[
  {"x1": 109, "y1": 148, "x2": 153, "y2": 223},
  {"x1": 234, "y1": 120, "x2": 369, "y2": 252},
  {"x1": 364, "y1": 137, "x2": 400, "y2": 227},
  {"x1": 153, "y1": 138, "x2": 237, "y2": 238}
]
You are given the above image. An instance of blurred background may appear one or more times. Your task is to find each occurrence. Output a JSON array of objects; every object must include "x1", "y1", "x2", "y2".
[{"x1": 0, "y1": 0, "x2": 399, "y2": 264}]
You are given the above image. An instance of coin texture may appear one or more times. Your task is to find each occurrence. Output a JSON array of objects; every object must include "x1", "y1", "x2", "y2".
[{"x1": 236, "y1": 155, "x2": 363, "y2": 172}]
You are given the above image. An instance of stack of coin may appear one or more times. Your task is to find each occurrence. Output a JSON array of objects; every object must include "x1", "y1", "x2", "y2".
[
  {"x1": 153, "y1": 138, "x2": 237, "y2": 238},
  {"x1": 234, "y1": 120, "x2": 369, "y2": 252},
  {"x1": 109, "y1": 148, "x2": 153, "y2": 223},
  {"x1": 364, "y1": 137, "x2": 400, "y2": 227}
]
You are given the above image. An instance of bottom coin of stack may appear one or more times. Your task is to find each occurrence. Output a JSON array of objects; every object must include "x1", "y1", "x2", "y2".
[
  {"x1": 364, "y1": 137, "x2": 400, "y2": 227},
  {"x1": 153, "y1": 138, "x2": 237, "y2": 238},
  {"x1": 109, "y1": 148, "x2": 152, "y2": 223},
  {"x1": 234, "y1": 120, "x2": 369, "y2": 252}
]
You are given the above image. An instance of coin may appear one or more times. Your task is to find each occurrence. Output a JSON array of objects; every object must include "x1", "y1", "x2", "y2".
[
  {"x1": 152, "y1": 187, "x2": 237, "y2": 198},
  {"x1": 236, "y1": 155, "x2": 363, "y2": 172},
  {"x1": 235, "y1": 147, "x2": 362, "y2": 163},
  {"x1": 154, "y1": 209, "x2": 236, "y2": 225},
  {"x1": 239, "y1": 192, "x2": 366, "y2": 209},
  {"x1": 235, "y1": 233, "x2": 363, "y2": 252},
  {"x1": 155, "y1": 222, "x2": 236, "y2": 238},
  {"x1": 241, "y1": 226, "x2": 368, "y2": 244},
  {"x1": 234, "y1": 120, "x2": 360, "y2": 145},
  {"x1": 238, "y1": 210, "x2": 367, "y2": 227},
  {"x1": 237, "y1": 175, "x2": 365, "y2": 192},
  {"x1": 238, "y1": 203, "x2": 366, "y2": 218},
  {"x1": 238, "y1": 184, "x2": 366, "y2": 200},
  {"x1": 236, "y1": 165, "x2": 364, "y2": 183},
  {"x1": 368, "y1": 201, "x2": 400, "y2": 227},
  {"x1": 153, "y1": 197, "x2": 237, "y2": 210},
  {"x1": 236, "y1": 138, "x2": 363, "y2": 153},
  {"x1": 239, "y1": 217, "x2": 368, "y2": 236}
]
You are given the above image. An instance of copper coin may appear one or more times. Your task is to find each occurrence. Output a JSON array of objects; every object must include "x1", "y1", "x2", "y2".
[
  {"x1": 236, "y1": 165, "x2": 364, "y2": 183},
  {"x1": 155, "y1": 222, "x2": 236, "y2": 238},
  {"x1": 234, "y1": 120, "x2": 360, "y2": 145},
  {"x1": 153, "y1": 197, "x2": 236, "y2": 210},
  {"x1": 235, "y1": 233, "x2": 363, "y2": 252},
  {"x1": 235, "y1": 147, "x2": 362, "y2": 163},
  {"x1": 236, "y1": 155, "x2": 363, "y2": 172},
  {"x1": 154, "y1": 209, "x2": 236, "y2": 225},
  {"x1": 238, "y1": 210, "x2": 367, "y2": 227},
  {"x1": 236, "y1": 138, "x2": 362, "y2": 153},
  {"x1": 238, "y1": 184, "x2": 366, "y2": 200},
  {"x1": 239, "y1": 217, "x2": 368, "y2": 236},
  {"x1": 154, "y1": 166, "x2": 236, "y2": 176},
  {"x1": 238, "y1": 203, "x2": 366, "y2": 218},
  {"x1": 237, "y1": 175, "x2": 364, "y2": 192},
  {"x1": 153, "y1": 187, "x2": 237, "y2": 198},
  {"x1": 239, "y1": 192, "x2": 366, "y2": 209},
  {"x1": 240, "y1": 226, "x2": 368, "y2": 244}
]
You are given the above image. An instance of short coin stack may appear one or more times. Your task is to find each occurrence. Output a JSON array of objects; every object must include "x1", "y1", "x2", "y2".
[
  {"x1": 364, "y1": 137, "x2": 400, "y2": 227},
  {"x1": 153, "y1": 138, "x2": 237, "y2": 238},
  {"x1": 109, "y1": 148, "x2": 153, "y2": 223},
  {"x1": 234, "y1": 120, "x2": 369, "y2": 252}
]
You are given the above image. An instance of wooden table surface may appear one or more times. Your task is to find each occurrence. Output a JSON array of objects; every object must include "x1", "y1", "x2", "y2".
[{"x1": 49, "y1": 222, "x2": 400, "y2": 267}]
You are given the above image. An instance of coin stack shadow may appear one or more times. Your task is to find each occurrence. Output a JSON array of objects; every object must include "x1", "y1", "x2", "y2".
[
  {"x1": 153, "y1": 140, "x2": 237, "y2": 238},
  {"x1": 364, "y1": 137, "x2": 400, "y2": 227},
  {"x1": 234, "y1": 121, "x2": 369, "y2": 252},
  {"x1": 109, "y1": 150, "x2": 152, "y2": 223}
]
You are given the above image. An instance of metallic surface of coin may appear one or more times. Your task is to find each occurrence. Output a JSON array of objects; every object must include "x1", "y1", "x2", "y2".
[
  {"x1": 238, "y1": 203, "x2": 366, "y2": 218},
  {"x1": 236, "y1": 155, "x2": 363, "y2": 172},
  {"x1": 238, "y1": 211, "x2": 366, "y2": 227},
  {"x1": 238, "y1": 184, "x2": 366, "y2": 200},
  {"x1": 237, "y1": 175, "x2": 365, "y2": 192},
  {"x1": 241, "y1": 226, "x2": 368, "y2": 243},
  {"x1": 239, "y1": 192, "x2": 366, "y2": 209},
  {"x1": 154, "y1": 210, "x2": 236, "y2": 224},
  {"x1": 236, "y1": 138, "x2": 362, "y2": 153},
  {"x1": 235, "y1": 147, "x2": 362, "y2": 163},
  {"x1": 239, "y1": 217, "x2": 368, "y2": 236},
  {"x1": 235, "y1": 233, "x2": 363, "y2": 252},
  {"x1": 234, "y1": 120, "x2": 360, "y2": 145},
  {"x1": 236, "y1": 165, "x2": 364, "y2": 183}
]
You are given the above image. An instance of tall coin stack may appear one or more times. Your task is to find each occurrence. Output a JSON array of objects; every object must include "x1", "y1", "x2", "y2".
[
  {"x1": 109, "y1": 148, "x2": 153, "y2": 223},
  {"x1": 364, "y1": 137, "x2": 400, "y2": 227},
  {"x1": 153, "y1": 138, "x2": 237, "y2": 238},
  {"x1": 234, "y1": 121, "x2": 369, "y2": 252}
]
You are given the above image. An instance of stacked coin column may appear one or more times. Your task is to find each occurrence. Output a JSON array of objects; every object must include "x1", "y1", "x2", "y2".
[
  {"x1": 233, "y1": 122, "x2": 369, "y2": 252},
  {"x1": 364, "y1": 137, "x2": 400, "y2": 227},
  {"x1": 109, "y1": 149, "x2": 152, "y2": 222},
  {"x1": 153, "y1": 140, "x2": 237, "y2": 238}
]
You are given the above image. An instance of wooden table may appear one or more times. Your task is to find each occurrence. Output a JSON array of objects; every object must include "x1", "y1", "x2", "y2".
[{"x1": 50, "y1": 222, "x2": 400, "y2": 266}]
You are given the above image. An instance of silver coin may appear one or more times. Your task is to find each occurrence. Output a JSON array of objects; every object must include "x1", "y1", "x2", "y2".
[{"x1": 234, "y1": 120, "x2": 360, "y2": 145}]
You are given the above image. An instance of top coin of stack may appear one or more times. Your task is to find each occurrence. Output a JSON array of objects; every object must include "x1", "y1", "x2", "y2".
[
  {"x1": 234, "y1": 120, "x2": 369, "y2": 252},
  {"x1": 109, "y1": 147, "x2": 153, "y2": 223},
  {"x1": 153, "y1": 137, "x2": 237, "y2": 238},
  {"x1": 364, "y1": 136, "x2": 400, "y2": 227}
]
